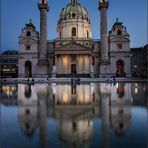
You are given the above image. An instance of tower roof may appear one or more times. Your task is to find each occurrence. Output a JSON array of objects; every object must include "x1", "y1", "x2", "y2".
[
  {"x1": 25, "y1": 19, "x2": 35, "y2": 29},
  {"x1": 113, "y1": 18, "x2": 123, "y2": 27}
]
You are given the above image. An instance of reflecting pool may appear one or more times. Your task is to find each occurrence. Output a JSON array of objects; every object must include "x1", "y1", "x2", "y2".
[{"x1": 0, "y1": 83, "x2": 147, "y2": 148}]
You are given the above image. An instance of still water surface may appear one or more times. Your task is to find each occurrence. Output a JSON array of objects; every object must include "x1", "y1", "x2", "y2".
[{"x1": 0, "y1": 83, "x2": 147, "y2": 148}]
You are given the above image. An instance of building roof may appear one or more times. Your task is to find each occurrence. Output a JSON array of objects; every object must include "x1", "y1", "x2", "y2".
[
  {"x1": 112, "y1": 18, "x2": 123, "y2": 28},
  {"x1": 2, "y1": 50, "x2": 18, "y2": 55},
  {"x1": 25, "y1": 19, "x2": 35, "y2": 29}
]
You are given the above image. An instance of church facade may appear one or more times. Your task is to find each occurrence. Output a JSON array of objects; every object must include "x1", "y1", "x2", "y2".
[{"x1": 18, "y1": 0, "x2": 131, "y2": 78}]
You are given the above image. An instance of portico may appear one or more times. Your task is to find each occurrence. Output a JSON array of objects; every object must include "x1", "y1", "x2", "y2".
[{"x1": 54, "y1": 42, "x2": 92, "y2": 77}]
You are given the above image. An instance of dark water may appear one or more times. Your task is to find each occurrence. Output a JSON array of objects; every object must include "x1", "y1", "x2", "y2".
[{"x1": 0, "y1": 83, "x2": 147, "y2": 148}]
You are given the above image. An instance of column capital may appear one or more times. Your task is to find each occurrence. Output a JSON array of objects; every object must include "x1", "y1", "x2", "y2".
[
  {"x1": 99, "y1": 1, "x2": 109, "y2": 10},
  {"x1": 38, "y1": 3, "x2": 49, "y2": 11}
]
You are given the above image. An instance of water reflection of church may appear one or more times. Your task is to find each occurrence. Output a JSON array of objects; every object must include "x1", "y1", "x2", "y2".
[
  {"x1": 17, "y1": 83, "x2": 132, "y2": 147},
  {"x1": 0, "y1": 83, "x2": 147, "y2": 147}
]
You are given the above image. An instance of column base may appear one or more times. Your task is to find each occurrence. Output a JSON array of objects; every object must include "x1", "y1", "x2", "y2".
[{"x1": 37, "y1": 61, "x2": 48, "y2": 78}]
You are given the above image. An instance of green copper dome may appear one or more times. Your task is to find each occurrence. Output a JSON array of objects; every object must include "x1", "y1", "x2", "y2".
[{"x1": 58, "y1": 1, "x2": 90, "y2": 24}]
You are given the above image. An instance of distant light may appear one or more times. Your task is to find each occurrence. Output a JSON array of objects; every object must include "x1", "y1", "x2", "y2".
[
  {"x1": 143, "y1": 86, "x2": 145, "y2": 92},
  {"x1": 134, "y1": 65, "x2": 138, "y2": 68},
  {"x1": 135, "y1": 88, "x2": 138, "y2": 94},
  {"x1": 131, "y1": 97, "x2": 133, "y2": 103},
  {"x1": 135, "y1": 83, "x2": 138, "y2": 87},
  {"x1": 116, "y1": 83, "x2": 119, "y2": 88}
]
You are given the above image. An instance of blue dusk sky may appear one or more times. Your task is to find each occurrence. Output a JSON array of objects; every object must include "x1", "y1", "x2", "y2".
[{"x1": 1, "y1": 0, "x2": 147, "y2": 51}]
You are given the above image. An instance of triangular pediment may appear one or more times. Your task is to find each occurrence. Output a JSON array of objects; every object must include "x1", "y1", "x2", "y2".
[
  {"x1": 19, "y1": 37, "x2": 38, "y2": 43},
  {"x1": 55, "y1": 42, "x2": 92, "y2": 51},
  {"x1": 55, "y1": 106, "x2": 94, "y2": 118},
  {"x1": 110, "y1": 36, "x2": 130, "y2": 42}
]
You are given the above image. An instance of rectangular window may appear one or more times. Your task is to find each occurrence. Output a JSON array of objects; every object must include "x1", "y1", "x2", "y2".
[
  {"x1": 117, "y1": 43, "x2": 122, "y2": 49},
  {"x1": 26, "y1": 45, "x2": 31, "y2": 50}
]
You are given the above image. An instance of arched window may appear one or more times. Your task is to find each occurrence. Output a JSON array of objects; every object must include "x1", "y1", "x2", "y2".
[
  {"x1": 72, "y1": 27, "x2": 76, "y2": 37},
  {"x1": 117, "y1": 30, "x2": 122, "y2": 35},
  {"x1": 116, "y1": 60, "x2": 125, "y2": 77},
  {"x1": 25, "y1": 85, "x2": 32, "y2": 98},
  {"x1": 72, "y1": 13, "x2": 76, "y2": 19},
  {"x1": 26, "y1": 45, "x2": 31, "y2": 50},
  {"x1": 60, "y1": 31, "x2": 62, "y2": 38},
  {"x1": 25, "y1": 61, "x2": 32, "y2": 78},
  {"x1": 117, "y1": 83, "x2": 125, "y2": 98},
  {"x1": 92, "y1": 56, "x2": 95, "y2": 65},
  {"x1": 117, "y1": 43, "x2": 123, "y2": 49},
  {"x1": 87, "y1": 31, "x2": 89, "y2": 38},
  {"x1": 27, "y1": 31, "x2": 31, "y2": 36}
]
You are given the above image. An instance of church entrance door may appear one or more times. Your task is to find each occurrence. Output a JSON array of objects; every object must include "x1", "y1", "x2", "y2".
[
  {"x1": 25, "y1": 61, "x2": 32, "y2": 78},
  {"x1": 116, "y1": 60, "x2": 125, "y2": 77},
  {"x1": 71, "y1": 64, "x2": 77, "y2": 75}
]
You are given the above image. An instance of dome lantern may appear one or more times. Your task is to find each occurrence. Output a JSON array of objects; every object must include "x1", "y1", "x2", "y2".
[{"x1": 71, "y1": 0, "x2": 77, "y2": 3}]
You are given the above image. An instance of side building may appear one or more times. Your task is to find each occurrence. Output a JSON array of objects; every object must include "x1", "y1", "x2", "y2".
[
  {"x1": 0, "y1": 50, "x2": 18, "y2": 78},
  {"x1": 131, "y1": 44, "x2": 147, "y2": 78}
]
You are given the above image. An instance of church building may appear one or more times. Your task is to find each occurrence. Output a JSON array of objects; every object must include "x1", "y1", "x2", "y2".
[{"x1": 18, "y1": 0, "x2": 131, "y2": 78}]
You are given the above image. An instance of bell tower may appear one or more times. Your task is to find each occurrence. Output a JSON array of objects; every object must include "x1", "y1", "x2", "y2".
[{"x1": 37, "y1": 0, "x2": 49, "y2": 77}]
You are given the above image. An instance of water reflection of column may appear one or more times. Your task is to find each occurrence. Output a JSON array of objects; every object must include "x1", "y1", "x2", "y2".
[
  {"x1": 18, "y1": 84, "x2": 38, "y2": 136},
  {"x1": 38, "y1": 85, "x2": 48, "y2": 148},
  {"x1": 101, "y1": 93, "x2": 110, "y2": 148}
]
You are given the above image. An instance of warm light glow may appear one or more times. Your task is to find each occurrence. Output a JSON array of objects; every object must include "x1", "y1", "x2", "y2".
[
  {"x1": 84, "y1": 85, "x2": 90, "y2": 103},
  {"x1": 2, "y1": 85, "x2": 16, "y2": 96},
  {"x1": 63, "y1": 94, "x2": 68, "y2": 103},
  {"x1": 63, "y1": 56, "x2": 68, "y2": 66},
  {"x1": 78, "y1": 86, "x2": 84, "y2": 103},
  {"x1": 78, "y1": 85, "x2": 91, "y2": 104},
  {"x1": 63, "y1": 86, "x2": 69, "y2": 103}
]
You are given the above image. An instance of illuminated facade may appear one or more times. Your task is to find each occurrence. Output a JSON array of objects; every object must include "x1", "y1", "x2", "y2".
[{"x1": 18, "y1": 0, "x2": 131, "y2": 78}]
